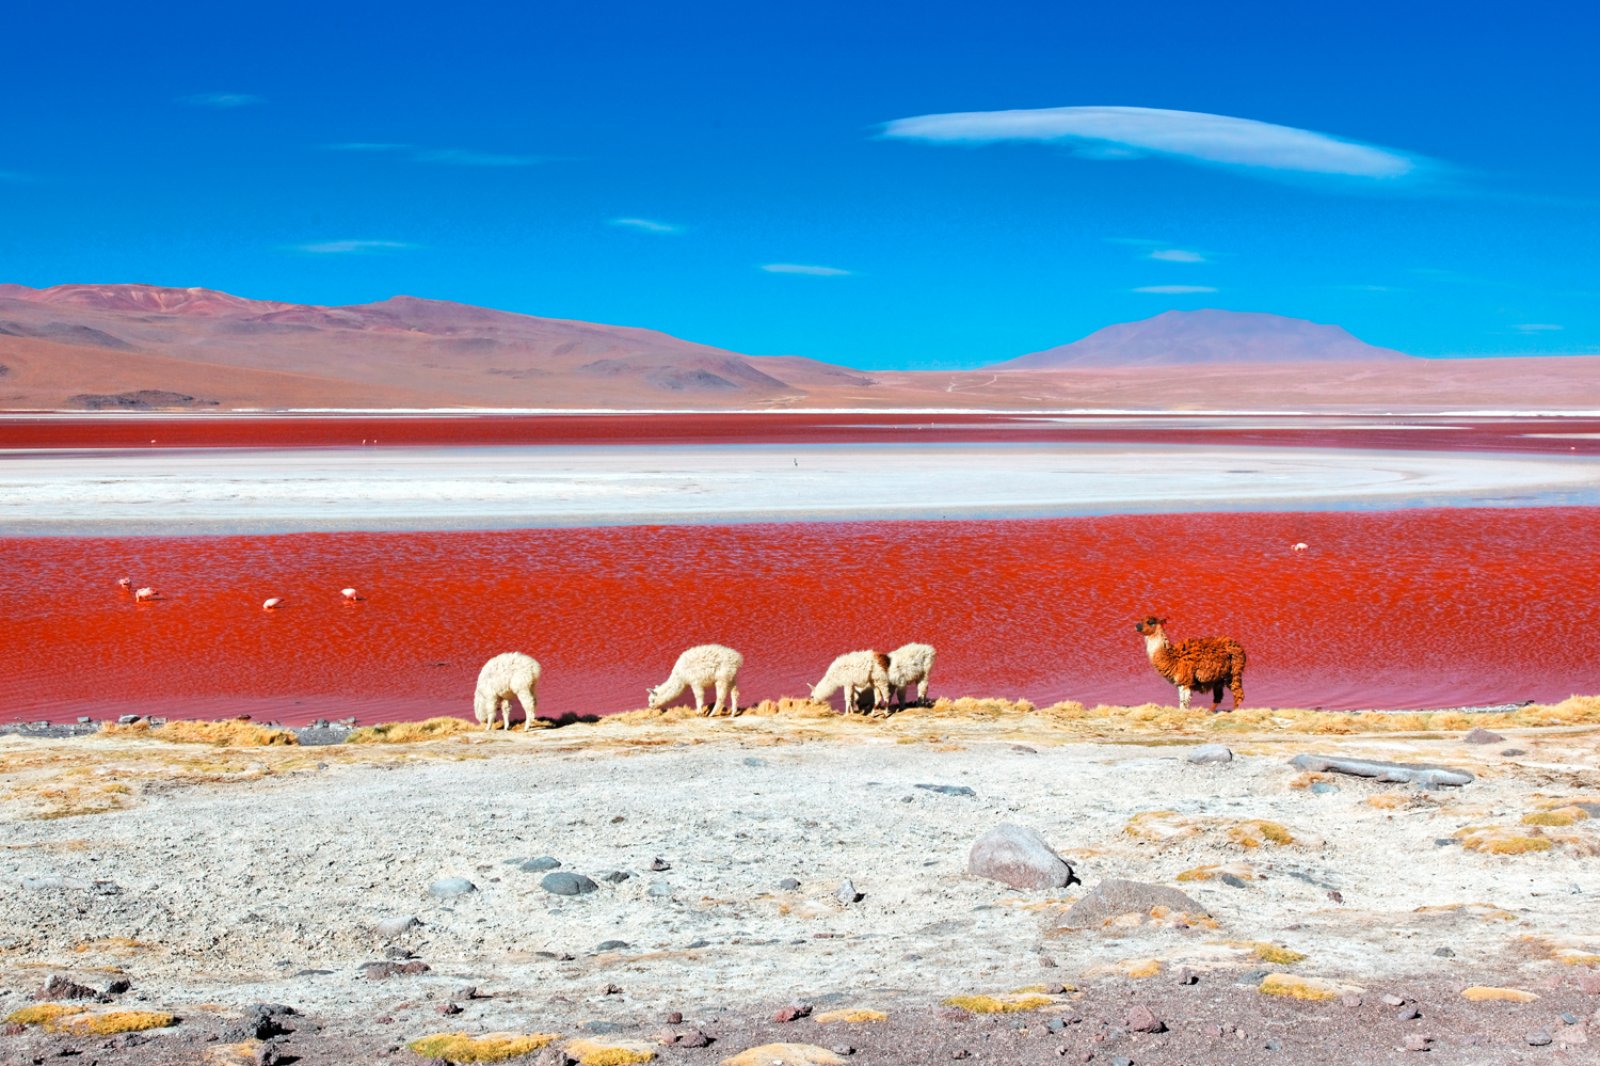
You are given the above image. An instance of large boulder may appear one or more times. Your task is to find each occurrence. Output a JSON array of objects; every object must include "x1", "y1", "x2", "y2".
[
  {"x1": 1289, "y1": 754, "x2": 1473, "y2": 788},
  {"x1": 967, "y1": 823, "x2": 1078, "y2": 890},
  {"x1": 1058, "y1": 879, "x2": 1209, "y2": 930}
]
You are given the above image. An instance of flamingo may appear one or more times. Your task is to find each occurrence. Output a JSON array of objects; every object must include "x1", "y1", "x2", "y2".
[
  {"x1": 117, "y1": 577, "x2": 133, "y2": 590},
  {"x1": 1291, "y1": 542, "x2": 1309, "y2": 553},
  {"x1": 340, "y1": 587, "x2": 362, "y2": 603},
  {"x1": 134, "y1": 587, "x2": 159, "y2": 602},
  {"x1": 262, "y1": 597, "x2": 284, "y2": 611}
]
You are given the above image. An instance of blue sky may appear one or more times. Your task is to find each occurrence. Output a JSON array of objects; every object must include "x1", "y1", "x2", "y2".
[{"x1": 2, "y1": 0, "x2": 1596, "y2": 369}]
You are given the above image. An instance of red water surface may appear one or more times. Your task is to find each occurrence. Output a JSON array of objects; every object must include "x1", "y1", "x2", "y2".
[
  {"x1": 4, "y1": 413, "x2": 1600, "y2": 455},
  {"x1": 3, "y1": 508, "x2": 1596, "y2": 724}
]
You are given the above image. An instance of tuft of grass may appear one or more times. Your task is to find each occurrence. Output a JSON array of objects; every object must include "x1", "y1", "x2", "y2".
[
  {"x1": 407, "y1": 1032, "x2": 559, "y2": 1062},
  {"x1": 348, "y1": 717, "x2": 477, "y2": 743},
  {"x1": 60, "y1": 1011, "x2": 175, "y2": 1035},
  {"x1": 1226, "y1": 820, "x2": 1295, "y2": 848},
  {"x1": 1258, "y1": 974, "x2": 1355, "y2": 1001},
  {"x1": 813, "y1": 1008, "x2": 888, "y2": 1024},
  {"x1": 1122, "y1": 959, "x2": 1162, "y2": 978},
  {"x1": 565, "y1": 1038, "x2": 656, "y2": 1065},
  {"x1": 1455, "y1": 826, "x2": 1555, "y2": 855},
  {"x1": 1366, "y1": 792, "x2": 1409, "y2": 810},
  {"x1": 100, "y1": 720, "x2": 296, "y2": 746},
  {"x1": 1522, "y1": 808, "x2": 1588, "y2": 827},
  {"x1": 1253, "y1": 943, "x2": 1308, "y2": 965},
  {"x1": 6, "y1": 1003, "x2": 87, "y2": 1027},
  {"x1": 1460, "y1": 986, "x2": 1539, "y2": 1003},
  {"x1": 942, "y1": 994, "x2": 1054, "y2": 1014}
]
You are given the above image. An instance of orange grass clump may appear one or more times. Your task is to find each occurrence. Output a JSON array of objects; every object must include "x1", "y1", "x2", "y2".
[
  {"x1": 348, "y1": 717, "x2": 477, "y2": 743},
  {"x1": 407, "y1": 1032, "x2": 559, "y2": 1062},
  {"x1": 99, "y1": 720, "x2": 296, "y2": 746}
]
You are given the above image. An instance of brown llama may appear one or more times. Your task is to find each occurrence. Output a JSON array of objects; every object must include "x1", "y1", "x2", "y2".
[{"x1": 1134, "y1": 616, "x2": 1246, "y2": 712}]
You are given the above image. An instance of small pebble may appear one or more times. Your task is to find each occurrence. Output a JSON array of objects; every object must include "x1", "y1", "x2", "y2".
[
  {"x1": 778, "y1": 878, "x2": 801, "y2": 890},
  {"x1": 650, "y1": 857, "x2": 672, "y2": 871},
  {"x1": 1559, "y1": 1012, "x2": 1579, "y2": 1025},
  {"x1": 831, "y1": 1046, "x2": 854, "y2": 1057},
  {"x1": 1396, "y1": 1006, "x2": 1421, "y2": 1021},
  {"x1": 436, "y1": 1002, "x2": 462, "y2": 1016},
  {"x1": 666, "y1": 1012, "x2": 682, "y2": 1025},
  {"x1": 1526, "y1": 1029, "x2": 1552, "y2": 1046},
  {"x1": 1433, "y1": 947, "x2": 1454, "y2": 958},
  {"x1": 1404, "y1": 1034, "x2": 1430, "y2": 1052},
  {"x1": 1382, "y1": 994, "x2": 1407, "y2": 1007}
]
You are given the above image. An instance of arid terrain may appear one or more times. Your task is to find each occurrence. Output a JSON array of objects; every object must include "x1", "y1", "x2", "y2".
[
  {"x1": 2, "y1": 700, "x2": 1598, "y2": 1065},
  {"x1": 3, "y1": 283, "x2": 1598, "y2": 412}
]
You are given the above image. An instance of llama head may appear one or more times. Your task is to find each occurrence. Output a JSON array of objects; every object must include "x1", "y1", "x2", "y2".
[
  {"x1": 1134, "y1": 616, "x2": 1168, "y2": 636},
  {"x1": 646, "y1": 685, "x2": 664, "y2": 709}
]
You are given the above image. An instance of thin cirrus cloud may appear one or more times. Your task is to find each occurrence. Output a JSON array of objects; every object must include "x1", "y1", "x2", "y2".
[
  {"x1": 761, "y1": 263, "x2": 853, "y2": 277},
  {"x1": 1514, "y1": 323, "x2": 1564, "y2": 333},
  {"x1": 1148, "y1": 248, "x2": 1207, "y2": 263},
  {"x1": 178, "y1": 92, "x2": 264, "y2": 108},
  {"x1": 1133, "y1": 285, "x2": 1217, "y2": 294},
  {"x1": 325, "y1": 143, "x2": 548, "y2": 167},
  {"x1": 292, "y1": 240, "x2": 414, "y2": 255},
  {"x1": 609, "y1": 217, "x2": 685, "y2": 235},
  {"x1": 882, "y1": 105, "x2": 1426, "y2": 184}
]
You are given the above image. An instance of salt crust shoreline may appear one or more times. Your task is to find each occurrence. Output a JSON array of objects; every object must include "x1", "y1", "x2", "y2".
[{"x1": 3, "y1": 703, "x2": 1597, "y2": 1061}]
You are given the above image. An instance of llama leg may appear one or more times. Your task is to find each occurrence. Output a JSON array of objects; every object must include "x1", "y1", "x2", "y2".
[
  {"x1": 517, "y1": 688, "x2": 537, "y2": 731},
  {"x1": 1178, "y1": 686, "x2": 1191, "y2": 711},
  {"x1": 917, "y1": 677, "x2": 929, "y2": 703},
  {"x1": 845, "y1": 684, "x2": 858, "y2": 715},
  {"x1": 691, "y1": 681, "x2": 706, "y2": 715},
  {"x1": 1212, "y1": 684, "x2": 1224, "y2": 711},
  {"x1": 712, "y1": 679, "x2": 728, "y2": 716},
  {"x1": 1232, "y1": 677, "x2": 1245, "y2": 709},
  {"x1": 730, "y1": 685, "x2": 739, "y2": 717}
]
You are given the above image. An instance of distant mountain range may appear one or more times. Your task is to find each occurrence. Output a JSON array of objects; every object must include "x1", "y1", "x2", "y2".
[
  {"x1": 995, "y1": 308, "x2": 1412, "y2": 368},
  {"x1": 0, "y1": 283, "x2": 1593, "y2": 411}
]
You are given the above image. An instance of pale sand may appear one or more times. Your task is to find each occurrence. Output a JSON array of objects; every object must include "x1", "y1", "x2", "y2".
[
  {"x1": 2, "y1": 706, "x2": 1597, "y2": 1044},
  {"x1": 2, "y1": 440, "x2": 1598, "y2": 533}
]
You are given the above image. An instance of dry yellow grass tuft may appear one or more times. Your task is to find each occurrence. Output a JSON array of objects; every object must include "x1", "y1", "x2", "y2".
[
  {"x1": 59, "y1": 1011, "x2": 176, "y2": 1035},
  {"x1": 1455, "y1": 826, "x2": 1555, "y2": 855},
  {"x1": 1461, "y1": 986, "x2": 1539, "y2": 1003},
  {"x1": 100, "y1": 720, "x2": 297, "y2": 746},
  {"x1": 407, "y1": 1032, "x2": 559, "y2": 1062},
  {"x1": 6, "y1": 1003, "x2": 87, "y2": 1027},
  {"x1": 812, "y1": 1008, "x2": 888, "y2": 1024},
  {"x1": 942, "y1": 994, "x2": 1055, "y2": 1014},
  {"x1": 348, "y1": 717, "x2": 477, "y2": 743},
  {"x1": 721, "y1": 1044, "x2": 845, "y2": 1066},
  {"x1": 1176, "y1": 862, "x2": 1255, "y2": 884},
  {"x1": 1252, "y1": 943, "x2": 1308, "y2": 965},
  {"x1": 1124, "y1": 810, "x2": 1202, "y2": 843},
  {"x1": 1258, "y1": 974, "x2": 1360, "y2": 1001},
  {"x1": 565, "y1": 1038, "x2": 657, "y2": 1065},
  {"x1": 1522, "y1": 807, "x2": 1589, "y2": 827},
  {"x1": 1225, "y1": 820, "x2": 1294, "y2": 848},
  {"x1": 1366, "y1": 792, "x2": 1410, "y2": 810}
]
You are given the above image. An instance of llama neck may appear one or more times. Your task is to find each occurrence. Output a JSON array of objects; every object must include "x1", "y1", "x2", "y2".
[
  {"x1": 652, "y1": 676, "x2": 687, "y2": 703},
  {"x1": 1143, "y1": 631, "x2": 1170, "y2": 664}
]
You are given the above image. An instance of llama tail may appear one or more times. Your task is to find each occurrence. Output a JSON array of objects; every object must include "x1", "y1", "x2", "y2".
[{"x1": 1230, "y1": 645, "x2": 1247, "y2": 707}]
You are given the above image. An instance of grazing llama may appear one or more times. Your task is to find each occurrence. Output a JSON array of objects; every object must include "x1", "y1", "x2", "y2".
[
  {"x1": 886, "y1": 642, "x2": 936, "y2": 709},
  {"x1": 1135, "y1": 616, "x2": 1246, "y2": 712},
  {"x1": 811, "y1": 650, "x2": 893, "y2": 716},
  {"x1": 474, "y1": 651, "x2": 542, "y2": 731},
  {"x1": 647, "y1": 644, "x2": 743, "y2": 717}
]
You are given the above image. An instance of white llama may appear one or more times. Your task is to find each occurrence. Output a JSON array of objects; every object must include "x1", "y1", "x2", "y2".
[
  {"x1": 811, "y1": 649, "x2": 892, "y2": 716},
  {"x1": 887, "y1": 642, "x2": 936, "y2": 709},
  {"x1": 474, "y1": 651, "x2": 542, "y2": 731},
  {"x1": 647, "y1": 644, "x2": 743, "y2": 717}
]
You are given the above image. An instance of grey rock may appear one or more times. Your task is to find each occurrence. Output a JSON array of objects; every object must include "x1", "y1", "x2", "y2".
[
  {"x1": 1404, "y1": 1034, "x2": 1431, "y2": 1052},
  {"x1": 1310, "y1": 782, "x2": 1340, "y2": 795},
  {"x1": 533, "y1": 1048, "x2": 576, "y2": 1066},
  {"x1": 743, "y1": 756, "x2": 767, "y2": 767},
  {"x1": 22, "y1": 875, "x2": 90, "y2": 892},
  {"x1": 428, "y1": 878, "x2": 477, "y2": 899},
  {"x1": 1396, "y1": 1006, "x2": 1421, "y2": 1021},
  {"x1": 650, "y1": 857, "x2": 672, "y2": 871},
  {"x1": 1219, "y1": 873, "x2": 1250, "y2": 889},
  {"x1": 1127, "y1": 1005, "x2": 1165, "y2": 1033},
  {"x1": 916, "y1": 783, "x2": 977, "y2": 797},
  {"x1": 1058, "y1": 879, "x2": 1207, "y2": 930},
  {"x1": 117, "y1": 714, "x2": 142, "y2": 725},
  {"x1": 375, "y1": 915, "x2": 420, "y2": 938},
  {"x1": 1433, "y1": 947, "x2": 1454, "y2": 958},
  {"x1": 1526, "y1": 1029, "x2": 1552, "y2": 1047},
  {"x1": 778, "y1": 878, "x2": 802, "y2": 890},
  {"x1": 1559, "y1": 1012, "x2": 1579, "y2": 1025},
  {"x1": 540, "y1": 872, "x2": 599, "y2": 896},
  {"x1": 1186, "y1": 744, "x2": 1233, "y2": 765},
  {"x1": 597, "y1": 870, "x2": 632, "y2": 883},
  {"x1": 1464, "y1": 727, "x2": 1505, "y2": 744},
  {"x1": 517, "y1": 856, "x2": 562, "y2": 872},
  {"x1": 968, "y1": 823, "x2": 1079, "y2": 891},
  {"x1": 35, "y1": 975, "x2": 99, "y2": 1001},
  {"x1": 76, "y1": 716, "x2": 92, "y2": 725},
  {"x1": 646, "y1": 880, "x2": 673, "y2": 898},
  {"x1": 836, "y1": 879, "x2": 862, "y2": 904},
  {"x1": 596, "y1": 940, "x2": 631, "y2": 951},
  {"x1": 1289, "y1": 754, "x2": 1473, "y2": 788},
  {"x1": 1500, "y1": 748, "x2": 1527, "y2": 757}
]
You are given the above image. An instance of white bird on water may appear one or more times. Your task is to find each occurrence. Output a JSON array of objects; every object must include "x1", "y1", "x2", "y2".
[
  {"x1": 134, "y1": 586, "x2": 159, "y2": 602},
  {"x1": 117, "y1": 577, "x2": 133, "y2": 590},
  {"x1": 341, "y1": 587, "x2": 362, "y2": 602},
  {"x1": 262, "y1": 597, "x2": 284, "y2": 611},
  {"x1": 1291, "y1": 542, "x2": 1309, "y2": 553}
]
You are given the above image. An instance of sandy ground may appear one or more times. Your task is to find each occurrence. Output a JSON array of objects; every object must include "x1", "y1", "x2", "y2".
[
  {"x1": 2, "y1": 441, "x2": 1598, "y2": 534},
  {"x1": 2, "y1": 705, "x2": 1598, "y2": 1063}
]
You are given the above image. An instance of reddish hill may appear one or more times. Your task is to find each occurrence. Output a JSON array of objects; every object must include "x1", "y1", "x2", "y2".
[{"x1": 995, "y1": 309, "x2": 1413, "y2": 369}]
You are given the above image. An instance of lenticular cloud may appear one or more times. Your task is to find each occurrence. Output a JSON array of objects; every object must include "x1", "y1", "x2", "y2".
[{"x1": 883, "y1": 105, "x2": 1418, "y2": 181}]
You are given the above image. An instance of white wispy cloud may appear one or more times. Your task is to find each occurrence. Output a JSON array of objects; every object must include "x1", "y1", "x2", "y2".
[
  {"x1": 761, "y1": 263, "x2": 853, "y2": 277},
  {"x1": 883, "y1": 105, "x2": 1423, "y2": 182},
  {"x1": 1148, "y1": 248, "x2": 1206, "y2": 263},
  {"x1": 1514, "y1": 323, "x2": 1564, "y2": 332},
  {"x1": 325, "y1": 142, "x2": 415, "y2": 152},
  {"x1": 609, "y1": 217, "x2": 684, "y2": 235},
  {"x1": 292, "y1": 240, "x2": 415, "y2": 255},
  {"x1": 179, "y1": 92, "x2": 264, "y2": 108},
  {"x1": 1132, "y1": 285, "x2": 1217, "y2": 294}
]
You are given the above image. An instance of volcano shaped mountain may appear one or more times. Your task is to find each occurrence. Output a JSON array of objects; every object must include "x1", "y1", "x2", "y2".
[{"x1": 993, "y1": 309, "x2": 1415, "y2": 369}]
